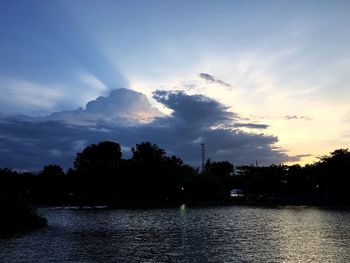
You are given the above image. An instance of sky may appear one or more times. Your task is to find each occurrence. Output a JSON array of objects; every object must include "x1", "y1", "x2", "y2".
[{"x1": 0, "y1": 0, "x2": 349, "y2": 170}]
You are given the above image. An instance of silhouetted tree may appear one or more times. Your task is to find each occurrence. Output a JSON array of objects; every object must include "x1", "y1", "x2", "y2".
[
  {"x1": 0, "y1": 191, "x2": 47, "y2": 236},
  {"x1": 39, "y1": 164, "x2": 64, "y2": 177},
  {"x1": 131, "y1": 142, "x2": 167, "y2": 167},
  {"x1": 236, "y1": 164, "x2": 287, "y2": 198},
  {"x1": 206, "y1": 160, "x2": 234, "y2": 177},
  {"x1": 2, "y1": 143, "x2": 350, "y2": 207},
  {"x1": 130, "y1": 142, "x2": 173, "y2": 202},
  {"x1": 71, "y1": 141, "x2": 122, "y2": 203},
  {"x1": 0, "y1": 169, "x2": 47, "y2": 235},
  {"x1": 74, "y1": 141, "x2": 122, "y2": 176},
  {"x1": 317, "y1": 148, "x2": 350, "y2": 204}
]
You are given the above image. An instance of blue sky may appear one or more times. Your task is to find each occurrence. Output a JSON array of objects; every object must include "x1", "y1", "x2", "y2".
[{"x1": 0, "y1": 0, "x2": 349, "y2": 169}]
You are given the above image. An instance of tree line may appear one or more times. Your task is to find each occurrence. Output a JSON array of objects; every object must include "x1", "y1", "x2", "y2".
[{"x1": 1, "y1": 141, "x2": 350, "y2": 207}]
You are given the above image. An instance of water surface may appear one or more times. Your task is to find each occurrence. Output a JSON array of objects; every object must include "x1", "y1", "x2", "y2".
[{"x1": 1, "y1": 206, "x2": 349, "y2": 262}]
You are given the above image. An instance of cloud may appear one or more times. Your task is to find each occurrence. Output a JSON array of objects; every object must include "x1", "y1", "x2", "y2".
[
  {"x1": 283, "y1": 115, "x2": 312, "y2": 120},
  {"x1": 199, "y1": 73, "x2": 232, "y2": 88},
  {"x1": 153, "y1": 90, "x2": 236, "y2": 128},
  {"x1": 0, "y1": 88, "x2": 298, "y2": 170},
  {"x1": 199, "y1": 73, "x2": 216, "y2": 82},
  {"x1": 250, "y1": 114, "x2": 312, "y2": 121},
  {"x1": 294, "y1": 154, "x2": 312, "y2": 159},
  {"x1": 233, "y1": 123, "x2": 269, "y2": 129},
  {"x1": 46, "y1": 88, "x2": 164, "y2": 126},
  {"x1": 0, "y1": 77, "x2": 66, "y2": 115}
]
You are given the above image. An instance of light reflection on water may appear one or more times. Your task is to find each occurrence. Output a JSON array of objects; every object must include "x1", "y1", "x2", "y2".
[{"x1": 1, "y1": 206, "x2": 350, "y2": 262}]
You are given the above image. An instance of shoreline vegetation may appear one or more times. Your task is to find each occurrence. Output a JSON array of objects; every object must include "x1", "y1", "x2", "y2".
[
  {"x1": 1, "y1": 141, "x2": 350, "y2": 235},
  {"x1": 0, "y1": 192, "x2": 47, "y2": 237}
]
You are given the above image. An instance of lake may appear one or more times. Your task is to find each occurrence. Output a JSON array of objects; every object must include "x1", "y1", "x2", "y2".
[{"x1": 1, "y1": 206, "x2": 349, "y2": 262}]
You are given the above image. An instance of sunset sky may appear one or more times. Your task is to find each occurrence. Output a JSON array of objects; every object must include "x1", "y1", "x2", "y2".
[{"x1": 0, "y1": 0, "x2": 349, "y2": 169}]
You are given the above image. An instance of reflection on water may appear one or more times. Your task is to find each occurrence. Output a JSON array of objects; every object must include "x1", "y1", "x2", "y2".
[{"x1": 1, "y1": 206, "x2": 350, "y2": 262}]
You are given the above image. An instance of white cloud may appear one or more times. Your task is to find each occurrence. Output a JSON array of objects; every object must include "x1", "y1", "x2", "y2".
[
  {"x1": 0, "y1": 77, "x2": 66, "y2": 114},
  {"x1": 46, "y1": 88, "x2": 164, "y2": 126}
]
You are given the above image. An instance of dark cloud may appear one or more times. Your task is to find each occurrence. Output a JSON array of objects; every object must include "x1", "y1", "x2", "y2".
[
  {"x1": 199, "y1": 73, "x2": 232, "y2": 88},
  {"x1": 0, "y1": 89, "x2": 298, "y2": 170},
  {"x1": 153, "y1": 90, "x2": 236, "y2": 128},
  {"x1": 294, "y1": 154, "x2": 313, "y2": 158},
  {"x1": 234, "y1": 123, "x2": 269, "y2": 129},
  {"x1": 199, "y1": 73, "x2": 216, "y2": 82}
]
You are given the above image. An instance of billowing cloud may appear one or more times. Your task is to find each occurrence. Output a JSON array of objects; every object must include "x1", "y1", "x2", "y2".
[
  {"x1": 0, "y1": 88, "x2": 298, "y2": 170},
  {"x1": 46, "y1": 88, "x2": 164, "y2": 125},
  {"x1": 199, "y1": 73, "x2": 232, "y2": 88}
]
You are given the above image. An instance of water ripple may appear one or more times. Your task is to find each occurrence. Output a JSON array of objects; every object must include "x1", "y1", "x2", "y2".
[{"x1": 1, "y1": 206, "x2": 349, "y2": 262}]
